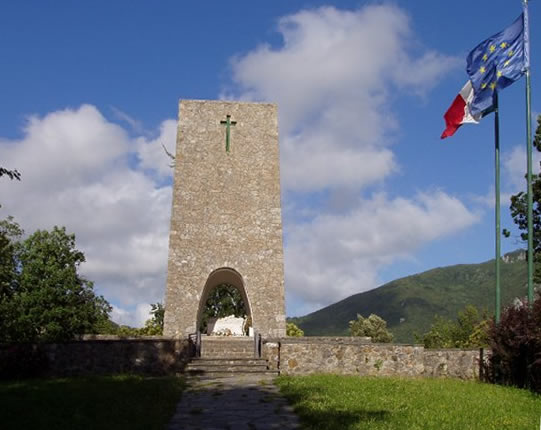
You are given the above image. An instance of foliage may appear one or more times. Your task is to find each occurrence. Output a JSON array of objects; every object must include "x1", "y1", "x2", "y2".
[
  {"x1": 286, "y1": 322, "x2": 304, "y2": 337},
  {"x1": 349, "y1": 313, "x2": 393, "y2": 343},
  {"x1": 139, "y1": 303, "x2": 165, "y2": 335},
  {"x1": 0, "y1": 216, "x2": 22, "y2": 301},
  {"x1": 0, "y1": 167, "x2": 21, "y2": 181},
  {"x1": 418, "y1": 305, "x2": 490, "y2": 349},
  {"x1": 485, "y1": 293, "x2": 541, "y2": 393},
  {"x1": 289, "y1": 249, "x2": 527, "y2": 342},
  {"x1": 0, "y1": 375, "x2": 185, "y2": 430},
  {"x1": 0, "y1": 222, "x2": 111, "y2": 342},
  {"x1": 507, "y1": 114, "x2": 541, "y2": 281},
  {"x1": 199, "y1": 283, "x2": 247, "y2": 332},
  {"x1": 276, "y1": 374, "x2": 541, "y2": 430}
]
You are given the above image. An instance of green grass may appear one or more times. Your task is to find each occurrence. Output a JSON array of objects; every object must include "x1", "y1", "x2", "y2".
[
  {"x1": 276, "y1": 374, "x2": 541, "y2": 430},
  {"x1": 0, "y1": 374, "x2": 185, "y2": 430}
]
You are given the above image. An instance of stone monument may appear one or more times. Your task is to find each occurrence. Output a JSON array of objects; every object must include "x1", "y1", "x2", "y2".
[{"x1": 163, "y1": 100, "x2": 286, "y2": 338}]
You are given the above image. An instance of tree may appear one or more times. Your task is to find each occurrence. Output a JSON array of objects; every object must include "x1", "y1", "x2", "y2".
[
  {"x1": 140, "y1": 302, "x2": 165, "y2": 335},
  {"x1": 349, "y1": 313, "x2": 393, "y2": 343},
  {"x1": 506, "y1": 114, "x2": 541, "y2": 282},
  {"x1": 485, "y1": 293, "x2": 541, "y2": 392},
  {"x1": 199, "y1": 284, "x2": 247, "y2": 332},
  {"x1": 418, "y1": 305, "x2": 490, "y2": 349},
  {"x1": 286, "y1": 322, "x2": 304, "y2": 337},
  {"x1": 0, "y1": 224, "x2": 111, "y2": 342}
]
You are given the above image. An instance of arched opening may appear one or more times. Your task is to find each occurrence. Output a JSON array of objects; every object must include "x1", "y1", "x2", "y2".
[{"x1": 196, "y1": 268, "x2": 252, "y2": 336}]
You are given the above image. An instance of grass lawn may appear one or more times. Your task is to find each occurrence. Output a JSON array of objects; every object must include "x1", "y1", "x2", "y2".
[
  {"x1": 0, "y1": 374, "x2": 185, "y2": 430},
  {"x1": 276, "y1": 374, "x2": 541, "y2": 430}
]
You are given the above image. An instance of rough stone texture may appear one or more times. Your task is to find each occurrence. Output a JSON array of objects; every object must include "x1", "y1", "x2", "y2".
[
  {"x1": 0, "y1": 337, "x2": 192, "y2": 378},
  {"x1": 164, "y1": 100, "x2": 286, "y2": 338},
  {"x1": 263, "y1": 338, "x2": 483, "y2": 380},
  {"x1": 423, "y1": 348, "x2": 482, "y2": 379},
  {"x1": 1, "y1": 337, "x2": 484, "y2": 381}
]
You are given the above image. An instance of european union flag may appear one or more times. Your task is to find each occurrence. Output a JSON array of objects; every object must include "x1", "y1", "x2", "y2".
[{"x1": 466, "y1": 14, "x2": 526, "y2": 115}]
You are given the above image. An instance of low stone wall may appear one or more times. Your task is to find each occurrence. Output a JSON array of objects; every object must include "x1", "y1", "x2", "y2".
[
  {"x1": 263, "y1": 338, "x2": 484, "y2": 380},
  {"x1": 1, "y1": 336, "x2": 484, "y2": 380},
  {"x1": 423, "y1": 348, "x2": 482, "y2": 379},
  {"x1": 0, "y1": 336, "x2": 192, "y2": 378}
]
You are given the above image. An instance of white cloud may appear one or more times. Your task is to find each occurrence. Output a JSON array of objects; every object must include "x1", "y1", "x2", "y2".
[
  {"x1": 228, "y1": 5, "x2": 460, "y2": 192},
  {"x1": 226, "y1": 4, "x2": 476, "y2": 314},
  {"x1": 503, "y1": 145, "x2": 541, "y2": 191},
  {"x1": 111, "y1": 303, "x2": 152, "y2": 328},
  {"x1": 284, "y1": 191, "x2": 480, "y2": 311},
  {"x1": 136, "y1": 119, "x2": 177, "y2": 179},
  {"x1": 0, "y1": 105, "x2": 175, "y2": 321}
]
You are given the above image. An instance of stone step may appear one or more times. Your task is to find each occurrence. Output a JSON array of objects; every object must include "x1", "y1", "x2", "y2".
[
  {"x1": 186, "y1": 364, "x2": 269, "y2": 373},
  {"x1": 190, "y1": 358, "x2": 268, "y2": 366},
  {"x1": 184, "y1": 369, "x2": 279, "y2": 379},
  {"x1": 200, "y1": 348, "x2": 254, "y2": 355}
]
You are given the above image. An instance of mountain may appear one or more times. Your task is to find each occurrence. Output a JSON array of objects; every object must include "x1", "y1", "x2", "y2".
[{"x1": 288, "y1": 250, "x2": 529, "y2": 343}]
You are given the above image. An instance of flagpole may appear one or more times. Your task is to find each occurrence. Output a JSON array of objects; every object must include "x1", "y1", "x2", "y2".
[
  {"x1": 523, "y1": 0, "x2": 534, "y2": 305},
  {"x1": 494, "y1": 91, "x2": 501, "y2": 322}
]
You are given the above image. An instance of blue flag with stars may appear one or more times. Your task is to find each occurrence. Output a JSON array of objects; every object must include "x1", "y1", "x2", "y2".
[{"x1": 466, "y1": 14, "x2": 526, "y2": 115}]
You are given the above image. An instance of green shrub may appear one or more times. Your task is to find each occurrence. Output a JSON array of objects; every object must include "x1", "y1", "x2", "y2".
[
  {"x1": 349, "y1": 313, "x2": 393, "y2": 343},
  {"x1": 485, "y1": 293, "x2": 541, "y2": 392},
  {"x1": 286, "y1": 322, "x2": 304, "y2": 337},
  {"x1": 418, "y1": 305, "x2": 489, "y2": 348}
]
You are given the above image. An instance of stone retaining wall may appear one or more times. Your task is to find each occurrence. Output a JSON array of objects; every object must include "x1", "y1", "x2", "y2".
[
  {"x1": 1, "y1": 336, "x2": 484, "y2": 380},
  {"x1": 263, "y1": 338, "x2": 483, "y2": 380},
  {"x1": 0, "y1": 336, "x2": 192, "y2": 378}
]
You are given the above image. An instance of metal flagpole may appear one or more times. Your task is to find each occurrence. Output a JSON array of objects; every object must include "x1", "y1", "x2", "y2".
[
  {"x1": 523, "y1": 0, "x2": 534, "y2": 305},
  {"x1": 494, "y1": 91, "x2": 501, "y2": 323}
]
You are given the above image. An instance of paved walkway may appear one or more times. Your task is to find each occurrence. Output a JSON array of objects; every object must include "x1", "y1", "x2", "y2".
[{"x1": 167, "y1": 375, "x2": 301, "y2": 430}]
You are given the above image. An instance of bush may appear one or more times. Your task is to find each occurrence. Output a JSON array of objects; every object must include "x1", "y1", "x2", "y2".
[
  {"x1": 349, "y1": 313, "x2": 393, "y2": 343},
  {"x1": 286, "y1": 322, "x2": 304, "y2": 337},
  {"x1": 419, "y1": 305, "x2": 490, "y2": 349},
  {"x1": 485, "y1": 293, "x2": 541, "y2": 392}
]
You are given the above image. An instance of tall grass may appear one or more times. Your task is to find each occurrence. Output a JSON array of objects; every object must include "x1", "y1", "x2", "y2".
[
  {"x1": 0, "y1": 375, "x2": 185, "y2": 430},
  {"x1": 276, "y1": 374, "x2": 541, "y2": 430}
]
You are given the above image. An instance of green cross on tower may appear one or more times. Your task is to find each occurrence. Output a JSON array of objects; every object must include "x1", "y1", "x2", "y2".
[{"x1": 220, "y1": 114, "x2": 237, "y2": 153}]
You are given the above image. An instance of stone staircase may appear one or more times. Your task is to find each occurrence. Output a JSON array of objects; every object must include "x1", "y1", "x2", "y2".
[{"x1": 185, "y1": 337, "x2": 278, "y2": 380}]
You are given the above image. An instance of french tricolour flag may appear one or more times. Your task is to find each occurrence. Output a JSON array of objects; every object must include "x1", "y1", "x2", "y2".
[{"x1": 441, "y1": 81, "x2": 484, "y2": 139}]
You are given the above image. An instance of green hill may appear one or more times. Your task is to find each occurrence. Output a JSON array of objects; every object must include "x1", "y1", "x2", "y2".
[{"x1": 288, "y1": 250, "x2": 529, "y2": 343}]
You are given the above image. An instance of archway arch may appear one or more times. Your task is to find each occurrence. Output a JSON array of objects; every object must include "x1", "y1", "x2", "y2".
[{"x1": 196, "y1": 267, "x2": 252, "y2": 335}]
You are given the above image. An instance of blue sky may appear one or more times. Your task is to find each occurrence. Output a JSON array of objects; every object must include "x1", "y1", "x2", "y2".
[{"x1": 0, "y1": 1, "x2": 538, "y2": 326}]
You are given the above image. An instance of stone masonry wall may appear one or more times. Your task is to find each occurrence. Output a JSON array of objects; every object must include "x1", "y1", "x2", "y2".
[
  {"x1": 263, "y1": 338, "x2": 483, "y2": 380},
  {"x1": 164, "y1": 100, "x2": 286, "y2": 338},
  {"x1": 0, "y1": 336, "x2": 192, "y2": 378}
]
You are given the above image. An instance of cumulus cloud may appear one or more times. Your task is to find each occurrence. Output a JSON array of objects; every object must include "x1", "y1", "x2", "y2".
[
  {"x1": 226, "y1": 4, "x2": 478, "y2": 314},
  {"x1": 284, "y1": 192, "x2": 480, "y2": 311},
  {"x1": 228, "y1": 5, "x2": 460, "y2": 191},
  {"x1": 503, "y1": 145, "x2": 541, "y2": 191},
  {"x1": 0, "y1": 105, "x2": 175, "y2": 326}
]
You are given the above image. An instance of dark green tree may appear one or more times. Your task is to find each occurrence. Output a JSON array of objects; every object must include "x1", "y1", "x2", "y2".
[
  {"x1": 418, "y1": 305, "x2": 490, "y2": 349},
  {"x1": 140, "y1": 302, "x2": 165, "y2": 335},
  {"x1": 506, "y1": 114, "x2": 541, "y2": 282},
  {"x1": 199, "y1": 284, "x2": 247, "y2": 332},
  {"x1": 0, "y1": 225, "x2": 111, "y2": 342}
]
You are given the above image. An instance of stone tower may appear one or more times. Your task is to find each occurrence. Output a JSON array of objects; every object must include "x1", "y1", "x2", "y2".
[{"x1": 163, "y1": 100, "x2": 286, "y2": 338}]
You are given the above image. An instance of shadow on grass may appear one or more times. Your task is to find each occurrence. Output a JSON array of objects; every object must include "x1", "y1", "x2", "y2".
[{"x1": 0, "y1": 375, "x2": 186, "y2": 430}]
